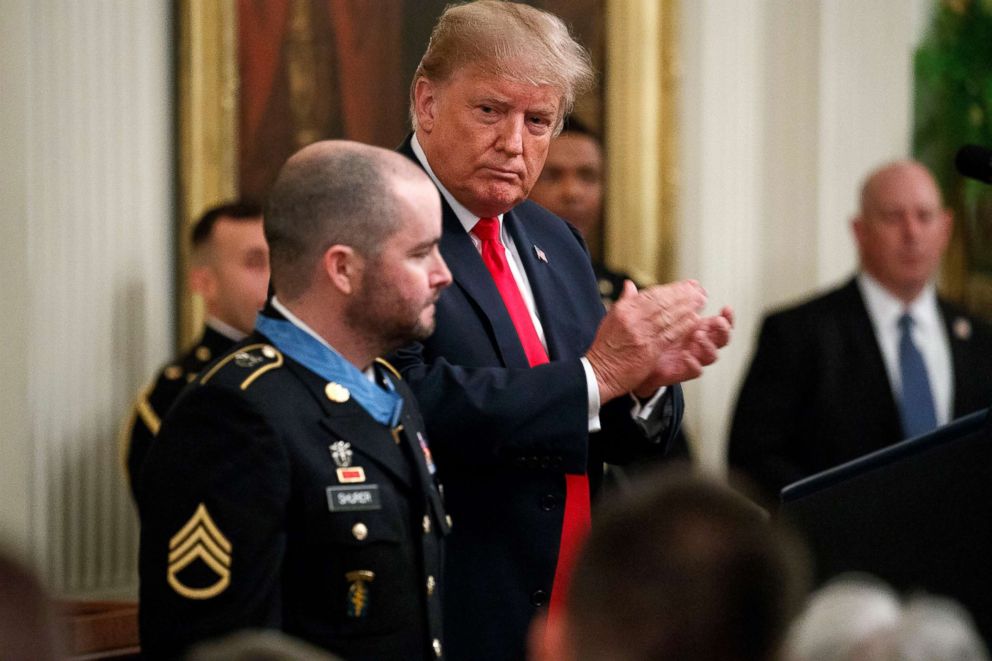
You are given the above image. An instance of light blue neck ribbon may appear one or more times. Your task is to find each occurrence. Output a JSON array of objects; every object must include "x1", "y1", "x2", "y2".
[{"x1": 255, "y1": 314, "x2": 403, "y2": 427}]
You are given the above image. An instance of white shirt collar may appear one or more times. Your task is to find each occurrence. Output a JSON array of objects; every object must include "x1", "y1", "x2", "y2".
[
  {"x1": 857, "y1": 272, "x2": 940, "y2": 332},
  {"x1": 410, "y1": 133, "x2": 503, "y2": 234},
  {"x1": 206, "y1": 316, "x2": 247, "y2": 342}
]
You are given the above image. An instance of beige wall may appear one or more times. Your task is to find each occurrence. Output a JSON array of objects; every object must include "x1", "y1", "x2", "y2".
[{"x1": 0, "y1": 0, "x2": 174, "y2": 595}]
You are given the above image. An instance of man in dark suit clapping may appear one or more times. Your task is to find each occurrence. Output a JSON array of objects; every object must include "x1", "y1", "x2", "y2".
[{"x1": 391, "y1": 2, "x2": 734, "y2": 658}]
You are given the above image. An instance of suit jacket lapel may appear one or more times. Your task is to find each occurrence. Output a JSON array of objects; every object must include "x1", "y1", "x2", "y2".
[
  {"x1": 438, "y1": 204, "x2": 531, "y2": 367},
  {"x1": 503, "y1": 208, "x2": 566, "y2": 360},
  {"x1": 940, "y1": 300, "x2": 971, "y2": 417},
  {"x1": 845, "y1": 279, "x2": 903, "y2": 434}
]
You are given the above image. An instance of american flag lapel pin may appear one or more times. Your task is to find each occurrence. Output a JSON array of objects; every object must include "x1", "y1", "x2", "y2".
[{"x1": 534, "y1": 245, "x2": 548, "y2": 264}]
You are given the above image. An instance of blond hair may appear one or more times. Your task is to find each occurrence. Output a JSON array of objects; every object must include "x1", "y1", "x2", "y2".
[{"x1": 410, "y1": 0, "x2": 595, "y2": 133}]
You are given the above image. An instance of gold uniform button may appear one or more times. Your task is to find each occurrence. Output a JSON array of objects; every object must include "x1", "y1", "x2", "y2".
[
  {"x1": 422, "y1": 515, "x2": 431, "y2": 534},
  {"x1": 261, "y1": 345, "x2": 277, "y2": 359},
  {"x1": 195, "y1": 346, "x2": 212, "y2": 362},
  {"x1": 351, "y1": 522, "x2": 368, "y2": 541},
  {"x1": 325, "y1": 382, "x2": 351, "y2": 403},
  {"x1": 163, "y1": 365, "x2": 183, "y2": 380},
  {"x1": 426, "y1": 575, "x2": 436, "y2": 596},
  {"x1": 433, "y1": 638, "x2": 442, "y2": 657}
]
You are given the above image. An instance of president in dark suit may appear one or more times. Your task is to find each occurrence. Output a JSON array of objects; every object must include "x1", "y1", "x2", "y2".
[
  {"x1": 390, "y1": 2, "x2": 734, "y2": 659},
  {"x1": 729, "y1": 160, "x2": 992, "y2": 500},
  {"x1": 139, "y1": 142, "x2": 453, "y2": 660}
]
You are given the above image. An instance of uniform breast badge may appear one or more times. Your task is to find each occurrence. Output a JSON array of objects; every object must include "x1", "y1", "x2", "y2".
[
  {"x1": 233, "y1": 351, "x2": 263, "y2": 368},
  {"x1": 330, "y1": 440, "x2": 366, "y2": 483},
  {"x1": 166, "y1": 503, "x2": 232, "y2": 600},
  {"x1": 345, "y1": 569, "x2": 375, "y2": 618}
]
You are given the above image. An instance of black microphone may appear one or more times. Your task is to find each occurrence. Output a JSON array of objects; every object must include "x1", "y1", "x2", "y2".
[{"x1": 955, "y1": 145, "x2": 992, "y2": 184}]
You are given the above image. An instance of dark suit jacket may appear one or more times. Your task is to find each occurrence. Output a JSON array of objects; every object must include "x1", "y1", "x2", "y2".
[
  {"x1": 728, "y1": 277, "x2": 992, "y2": 499},
  {"x1": 138, "y1": 314, "x2": 448, "y2": 660},
  {"x1": 390, "y1": 137, "x2": 683, "y2": 660}
]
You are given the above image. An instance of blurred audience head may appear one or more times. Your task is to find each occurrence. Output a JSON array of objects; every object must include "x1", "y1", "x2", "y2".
[
  {"x1": 532, "y1": 467, "x2": 811, "y2": 661},
  {"x1": 185, "y1": 629, "x2": 341, "y2": 661},
  {"x1": 786, "y1": 574, "x2": 989, "y2": 661},
  {"x1": 189, "y1": 200, "x2": 269, "y2": 335},
  {"x1": 529, "y1": 116, "x2": 604, "y2": 238},
  {"x1": 851, "y1": 160, "x2": 952, "y2": 305},
  {"x1": 0, "y1": 548, "x2": 62, "y2": 661}
]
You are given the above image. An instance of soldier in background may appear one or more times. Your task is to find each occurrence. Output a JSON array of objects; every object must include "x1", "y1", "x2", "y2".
[
  {"x1": 122, "y1": 201, "x2": 269, "y2": 498},
  {"x1": 528, "y1": 116, "x2": 635, "y2": 307}
]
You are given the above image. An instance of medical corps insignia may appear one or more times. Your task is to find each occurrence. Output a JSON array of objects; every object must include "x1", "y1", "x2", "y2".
[
  {"x1": 346, "y1": 569, "x2": 375, "y2": 618},
  {"x1": 167, "y1": 503, "x2": 232, "y2": 600}
]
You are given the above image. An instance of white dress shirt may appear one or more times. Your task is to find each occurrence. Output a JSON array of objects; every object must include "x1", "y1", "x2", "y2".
[{"x1": 857, "y1": 273, "x2": 953, "y2": 425}]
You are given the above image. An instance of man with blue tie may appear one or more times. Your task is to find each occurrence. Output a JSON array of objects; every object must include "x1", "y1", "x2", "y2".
[
  {"x1": 729, "y1": 160, "x2": 992, "y2": 501},
  {"x1": 391, "y1": 2, "x2": 734, "y2": 658}
]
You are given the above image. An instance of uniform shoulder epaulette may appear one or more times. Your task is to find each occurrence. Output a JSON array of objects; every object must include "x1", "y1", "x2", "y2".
[
  {"x1": 374, "y1": 357, "x2": 402, "y2": 381},
  {"x1": 199, "y1": 343, "x2": 284, "y2": 391}
]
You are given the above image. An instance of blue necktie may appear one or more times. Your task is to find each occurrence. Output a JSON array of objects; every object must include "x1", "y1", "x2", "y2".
[{"x1": 898, "y1": 313, "x2": 937, "y2": 438}]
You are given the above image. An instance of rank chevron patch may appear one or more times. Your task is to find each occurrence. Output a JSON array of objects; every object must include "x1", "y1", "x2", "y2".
[{"x1": 167, "y1": 503, "x2": 232, "y2": 599}]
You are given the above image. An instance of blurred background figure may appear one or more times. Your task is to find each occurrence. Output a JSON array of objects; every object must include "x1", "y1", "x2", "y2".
[
  {"x1": 729, "y1": 160, "x2": 992, "y2": 502},
  {"x1": 528, "y1": 116, "x2": 634, "y2": 308},
  {"x1": 786, "y1": 574, "x2": 990, "y2": 661},
  {"x1": 0, "y1": 549, "x2": 63, "y2": 661},
  {"x1": 531, "y1": 467, "x2": 811, "y2": 661},
  {"x1": 122, "y1": 201, "x2": 269, "y2": 499}
]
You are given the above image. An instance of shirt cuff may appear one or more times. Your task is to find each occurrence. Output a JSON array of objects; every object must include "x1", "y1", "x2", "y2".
[
  {"x1": 630, "y1": 387, "x2": 667, "y2": 420},
  {"x1": 579, "y1": 356, "x2": 602, "y2": 433}
]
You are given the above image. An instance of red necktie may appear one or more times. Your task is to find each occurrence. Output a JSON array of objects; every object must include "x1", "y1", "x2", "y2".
[{"x1": 471, "y1": 217, "x2": 590, "y2": 618}]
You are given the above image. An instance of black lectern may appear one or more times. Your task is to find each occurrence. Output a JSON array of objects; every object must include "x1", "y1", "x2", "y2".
[{"x1": 780, "y1": 408, "x2": 992, "y2": 640}]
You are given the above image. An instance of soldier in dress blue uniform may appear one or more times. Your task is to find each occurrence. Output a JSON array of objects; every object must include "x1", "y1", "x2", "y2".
[
  {"x1": 137, "y1": 141, "x2": 453, "y2": 660},
  {"x1": 122, "y1": 201, "x2": 269, "y2": 500}
]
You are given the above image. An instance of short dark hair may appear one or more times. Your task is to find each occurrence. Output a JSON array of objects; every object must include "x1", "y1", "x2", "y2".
[
  {"x1": 559, "y1": 115, "x2": 598, "y2": 141},
  {"x1": 567, "y1": 468, "x2": 810, "y2": 661},
  {"x1": 263, "y1": 143, "x2": 417, "y2": 299},
  {"x1": 190, "y1": 201, "x2": 263, "y2": 248}
]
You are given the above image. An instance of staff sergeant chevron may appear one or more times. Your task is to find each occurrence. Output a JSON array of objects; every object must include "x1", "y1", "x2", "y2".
[{"x1": 167, "y1": 503, "x2": 233, "y2": 600}]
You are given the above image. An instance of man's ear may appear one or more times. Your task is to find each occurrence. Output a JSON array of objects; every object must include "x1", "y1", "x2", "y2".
[
  {"x1": 322, "y1": 245, "x2": 362, "y2": 295},
  {"x1": 851, "y1": 214, "x2": 866, "y2": 248},
  {"x1": 414, "y1": 76, "x2": 440, "y2": 133},
  {"x1": 188, "y1": 265, "x2": 215, "y2": 301}
]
